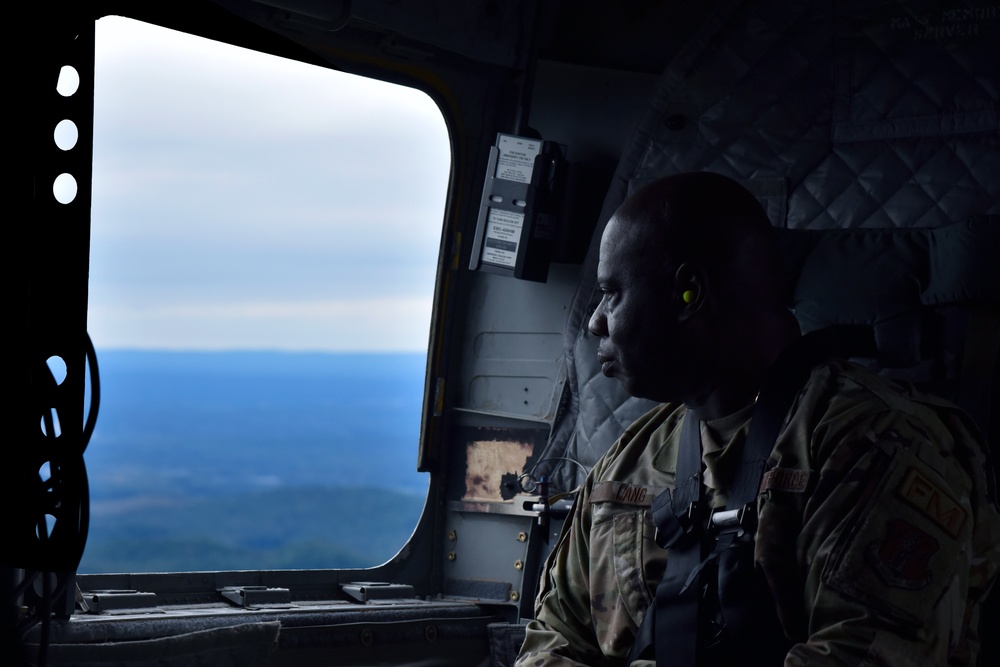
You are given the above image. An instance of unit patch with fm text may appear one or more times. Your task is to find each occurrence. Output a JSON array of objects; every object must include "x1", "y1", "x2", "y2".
[{"x1": 896, "y1": 467, "x2": 967, "y2": 538}]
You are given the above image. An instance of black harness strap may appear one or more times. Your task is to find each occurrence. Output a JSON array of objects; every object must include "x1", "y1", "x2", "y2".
[
  {"x1": 628, "y1": 328, "x2": 871, "y2": 665},
  {"x1": 629, "y1": 413, "x2": 703, "y2": 664},
  {"x1": 652, "y1": 414, "x2": 704, "y2": 667}
]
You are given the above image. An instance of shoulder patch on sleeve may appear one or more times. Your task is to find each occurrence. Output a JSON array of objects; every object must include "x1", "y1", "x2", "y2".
[
  {"x1": 822, "y1": 450, "x2": 968, "y2": 625},
  {"x1": 866, "y1": 518, "x2": 938, "y2": 589}
]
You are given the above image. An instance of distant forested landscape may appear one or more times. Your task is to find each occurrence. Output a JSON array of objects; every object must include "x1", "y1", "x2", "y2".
[{"x1": 79, "y1": 350, "x2": 429, "y2": 573}]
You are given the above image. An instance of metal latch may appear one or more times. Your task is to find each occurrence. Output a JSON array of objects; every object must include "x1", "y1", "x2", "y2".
[
  {"x1": 526, "y1": 483, "x2": 575, "y2": 528},
  {"x1": 653, "y1": 494, "x2": 703, "y2": 549},
  {"x1": 708, "y1": 502, "x2": 756, "y2": 537},
  {"x1": 219, "y1": 585, "x2": 292, "y2": 608},
  {"x1": 341, "y1": 582, "x2": 415, "y2": 602},
  {"x1": 84, "y1": 589, "x2": 158, "y2": 614}
]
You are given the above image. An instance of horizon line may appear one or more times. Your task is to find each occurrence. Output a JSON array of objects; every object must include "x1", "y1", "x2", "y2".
[{"x1": 93, "y1": 347, "x2": 429, "y2": 355}]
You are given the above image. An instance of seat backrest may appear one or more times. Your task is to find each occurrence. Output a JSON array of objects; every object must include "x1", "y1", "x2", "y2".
[{"x1": 776, "y1": 216, "x2": 1000, "y2": 439}]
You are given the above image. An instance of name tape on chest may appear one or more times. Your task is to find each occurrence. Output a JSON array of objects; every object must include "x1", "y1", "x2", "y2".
[
  {"x1": 759, "y1": 467, "x2": 811, "y2": 493},
  {"x1": 590, "y1": 481, "x2": 666, "y2": 507}
]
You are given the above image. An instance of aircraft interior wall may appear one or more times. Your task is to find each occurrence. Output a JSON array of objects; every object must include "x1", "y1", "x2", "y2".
[{"x1": 8, "y1": 0, "x2": 999, "y2": 665}]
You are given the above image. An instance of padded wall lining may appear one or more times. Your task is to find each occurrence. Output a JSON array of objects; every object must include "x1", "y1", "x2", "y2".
[{"x1": 541, "y1": 0, "x2": 1000, "y2": 492}]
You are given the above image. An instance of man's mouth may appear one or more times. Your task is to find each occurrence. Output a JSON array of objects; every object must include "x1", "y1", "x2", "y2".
[{"x1": 597, "y1": 353, "x2": 615, "y2": 376}]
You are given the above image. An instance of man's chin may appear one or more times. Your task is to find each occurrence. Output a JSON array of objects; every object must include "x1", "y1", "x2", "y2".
[
  {"x1": 620, "y1": 376, "x2": 673, "y2": 404},
  {"x1": 602, "y1": 368, "x2": 662, "y2": 402}
]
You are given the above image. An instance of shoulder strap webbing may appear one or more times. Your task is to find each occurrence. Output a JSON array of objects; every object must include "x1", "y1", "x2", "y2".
[
  {"x1": 653, "y1": 413, "x2": 703, "y2": 666},
  {"x1": 731, "y1": 327, "x2": 871, "y2": 507},
  {"x1": 627, "y1": 412, "x2": 703, "y2": 665}
]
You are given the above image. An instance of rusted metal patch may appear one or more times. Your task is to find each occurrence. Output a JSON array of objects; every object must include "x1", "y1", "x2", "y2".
[{"x1": 464, "y1": 439, "x2": 534, "y2": 501}]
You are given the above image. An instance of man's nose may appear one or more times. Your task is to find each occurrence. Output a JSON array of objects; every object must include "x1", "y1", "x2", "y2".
[{"x1": 588, "y1": 304, "x2": 608, "y2": 337}]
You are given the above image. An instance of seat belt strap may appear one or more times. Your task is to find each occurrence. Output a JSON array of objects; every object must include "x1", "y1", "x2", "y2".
[
  {"x1": 729, "y1": 327, "x2": 872, "y2": 508},
  {"x1": 629, "y1": 412, "x2": 703, "y2": 664},
  {"x1": 679, "y1": 330, "x2": 843, "y2": 591}
]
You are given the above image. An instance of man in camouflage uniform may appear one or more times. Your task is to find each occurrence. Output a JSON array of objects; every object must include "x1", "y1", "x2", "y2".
[{"x1": 515, "y1": 172, "x2": 1000, "y2": 666}]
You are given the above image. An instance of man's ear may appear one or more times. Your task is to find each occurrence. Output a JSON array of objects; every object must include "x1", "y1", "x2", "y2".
[{"x1": 674, "y1": 262, "x2": 707, "y2": 320}]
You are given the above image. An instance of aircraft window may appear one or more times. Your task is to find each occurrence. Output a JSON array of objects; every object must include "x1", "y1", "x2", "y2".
[
  {"x1": 54, "y1": 173, "x2": 78, "y2": 204},
  {"x1": 46, "y1": 356, "x2": 68, "y2": 385},
  {"x1": 54, "y1": 119, "x2": 80, "y2": 151},
  {"x1": 56, "y1": 65, "x2": 80, "y2": 96},
  {"x1": 80, "y1": 17, "x2": 449, "y2": 573}
]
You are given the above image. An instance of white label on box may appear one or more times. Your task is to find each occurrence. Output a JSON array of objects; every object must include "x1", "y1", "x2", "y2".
[
  {"x1": 481, "y1": 208, "x2": 524, "y2": 267},
  {"x1": 495, "y1": 134, "x2": 541, "y2": 184}
]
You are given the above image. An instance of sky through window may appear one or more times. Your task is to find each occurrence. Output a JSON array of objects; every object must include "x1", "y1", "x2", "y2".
[{"x1": 89, "y1": 16, "x2": 451, "y2": 352}]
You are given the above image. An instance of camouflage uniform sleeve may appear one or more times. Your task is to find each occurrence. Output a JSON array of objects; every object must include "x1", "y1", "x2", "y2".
[
  {"x1": 515, "y1": 471, "x2": 608, "y2": 667},
  {"x1": 779, "y1": 403, "x2": 1000, "y2": 666},
  {"x1": 515, "y1": 407, "x2": 675, "y2": 667},
  {"x1": 516, "y1": 469, "x2": 662, "y2": 667}
]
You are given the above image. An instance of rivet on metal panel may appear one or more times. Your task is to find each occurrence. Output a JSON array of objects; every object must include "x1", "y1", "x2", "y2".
[
  {"x1": 448, "y1": 530, "x2": 457, "y2": 541},
  {"x1": 517, "y1": 531, "x2": 527, "y2": 542},
  {"x1": 514, "y1": 560, "x2": 523, "y2": 570},
  {"x1": 510, "y1": 591, "x2": 520, "y2": 601},
  {"x1": 360, "y1": 628, "x2": 373, "y2": 646},
  {"x1": 447, "y1": 551, "x2": 456, "y2": 561},
  {"x1": 424, "y1": 625, "x2": 438, "y2": 642}
]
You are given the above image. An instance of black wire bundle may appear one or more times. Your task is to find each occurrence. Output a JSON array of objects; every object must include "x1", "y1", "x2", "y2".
[{"x1": 7, "y1": 335, "x2": 100, "y2": 667}]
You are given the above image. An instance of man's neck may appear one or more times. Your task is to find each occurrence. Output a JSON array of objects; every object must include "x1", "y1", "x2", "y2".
[
  {"x1": 684, "y1": 376, "x2": 761, "y2": 421},
  {"x1": 686, "y1": 312, "x2": 800, "y2": 420}
]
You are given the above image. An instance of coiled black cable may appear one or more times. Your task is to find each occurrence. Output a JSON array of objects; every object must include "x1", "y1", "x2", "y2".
[{"x1": 12, "y1": 334, "x2": 100, "y2": 667}]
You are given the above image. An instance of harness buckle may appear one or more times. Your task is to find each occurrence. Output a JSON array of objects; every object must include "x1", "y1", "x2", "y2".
[
  {"x1": 682, "y1": 500, "x2": 703, "y2": 529},
  {"x1": 652, "y1": 492, "x2": 704, "y2": 549},
  {"x1": 708, "y1": 502, "x2": 756, "y2": 537}
]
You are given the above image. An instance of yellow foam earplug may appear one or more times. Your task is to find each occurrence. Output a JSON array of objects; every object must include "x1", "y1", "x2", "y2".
[{"x1": 682, "y1": 290, "x2": 696, "y2": 304}]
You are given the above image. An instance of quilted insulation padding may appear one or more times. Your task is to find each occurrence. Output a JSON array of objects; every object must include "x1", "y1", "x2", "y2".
[{"x1": 541, "y1": 0, "x2": 1000, "y2": 493}]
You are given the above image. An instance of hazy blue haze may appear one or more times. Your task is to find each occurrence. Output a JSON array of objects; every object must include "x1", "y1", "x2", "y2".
[{"x1": 80, "y1": 350, "x2": 429, "y2": 572}]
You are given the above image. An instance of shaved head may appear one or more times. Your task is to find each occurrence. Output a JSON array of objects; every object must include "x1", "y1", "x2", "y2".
[
  {"x1": 589, "y1": 171, "x2": 800, "y2": 415},
  {"x1": 618, "y1": 172, "x2": 789, "y2": 310}
]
